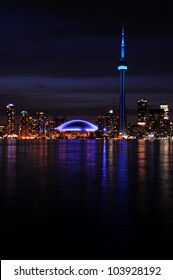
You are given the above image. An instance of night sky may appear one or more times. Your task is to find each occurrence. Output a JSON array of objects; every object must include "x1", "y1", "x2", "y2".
[{"x1": 0, "y1": 1, "x2": 173, "y2": 124}]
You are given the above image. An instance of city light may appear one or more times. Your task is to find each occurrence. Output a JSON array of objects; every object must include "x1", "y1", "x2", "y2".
[
  {"x1": 118, "y1": 65, "x2": 128, "y2": 70},
  {"x1": 55, "y1": 119, "x2": 98, "y2": 132},
  {"x1": 0, "y1": 24, "x2": 172, "y2": 141}
]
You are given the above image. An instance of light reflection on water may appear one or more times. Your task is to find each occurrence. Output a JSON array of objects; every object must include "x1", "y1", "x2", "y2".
[{"x1": 1, "y1": 139, "x2": 173, "y2": 259}]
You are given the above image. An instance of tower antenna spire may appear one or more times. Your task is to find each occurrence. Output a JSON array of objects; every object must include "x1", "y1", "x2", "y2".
[{"x1": 121, "y1": 21, "x2": 125, "y2": 60}]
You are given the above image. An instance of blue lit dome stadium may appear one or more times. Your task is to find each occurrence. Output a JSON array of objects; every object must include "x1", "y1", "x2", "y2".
[{"x1": 55, "y1": 119, "x2": 98, "y2": 131}]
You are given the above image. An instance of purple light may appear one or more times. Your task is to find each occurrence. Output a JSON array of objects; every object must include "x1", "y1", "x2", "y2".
[{"x1": 55, "y1": 119, "x2": 98, "y2": 131}]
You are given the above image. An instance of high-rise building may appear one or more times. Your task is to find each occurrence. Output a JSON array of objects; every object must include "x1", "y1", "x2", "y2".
[
  {"x1": 118, "y1": 22, "x2": 128, "y2": 135},
  {"x1": 6, "y1": 103, "x2": 15, "y2": 135},
  {"x1": 19, "y1": 110, "x2": 29, "y2": 137},
  {"x1": 147, "y1": 109, "x2": 164, "y2": 133},
  {"x1": 147, "y1": 108, "x2": 172, "y2": 137},
  {"x1": 106, "y1": 110, "x2": 114, "y2": 132},
  {"x1": 160, "y1": 103, "x2": 169, "y2": 120},
  {"x1": 105, "y1": 110, "x2": 119, "y2": 133},
  {"x1": 98, "y1": 111, "x2": 119, "y2": 136},
  {"x1": 36, "y1": 111, "x2": 44, "y2": 135},
  {"x1": 28, "y1": 116, "x2": 38, "y2": 137},
  {"x1": 138, "y1": 98, "x2": 147, "y2": 125},
  {"x1": 48, "y1": 120, "x2": 56, "y2": 137},
  {"x1": 0, "y1": 126, "x2": 6, "y2": 138},
  {"x1": 98, "y1": 115, "x2": 105, "y2": 132}
]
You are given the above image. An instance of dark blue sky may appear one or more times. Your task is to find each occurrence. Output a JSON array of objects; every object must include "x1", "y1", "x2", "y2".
[{"x1": 0, "y1": 1, "x2": 173, "y2": 124}]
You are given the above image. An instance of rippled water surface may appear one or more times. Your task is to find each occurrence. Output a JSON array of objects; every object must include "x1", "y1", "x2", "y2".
[{"x1": 1, "y1": 139, "x2": 173, "y2": 259}]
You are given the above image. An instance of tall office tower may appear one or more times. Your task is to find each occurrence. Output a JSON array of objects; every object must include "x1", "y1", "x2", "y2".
[
  {"x1": 36, "y1": 111, "x2": 44, "y2": 134},
  {"x1": 28, "y1": 116, "x2": 38, "y2": 137},
  {"x1": 98, "y1": 115, "x2": 105, "y2": 132},
  {"x1": 19, "y1": 110, "x2": 29, "y2": 137},
  {"x1": 44, "y1": 117, "x2": 50, "y2": 137},
  {"x1": 138, "y1": 98, "x2": 148, "y2": 125},
  {"x1": 160, "y1": 103, "x2": 169, "y2": 120},
  {"x1": 6, "y1": 103, "x2": 15, "y2": 135},
  {"x1": 106, "y1": 110, "x2": 114, "y2": 132},
  {"x1": 48, "y1": 120, "x2": 56, "y2": 136},
  {"x1": 148, "y1": 109, "x2": 164, "y2": 133},
  {"x1": 118, "y1": 22, "x2": 128, "y2": 135}
]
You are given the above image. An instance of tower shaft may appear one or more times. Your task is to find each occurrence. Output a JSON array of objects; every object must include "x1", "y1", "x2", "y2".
[
  {"x1": 118, "y1": 23, "x2": 128, "y2": 135},
  {"x1": 119, "y1": 70, "x2": 126, "y2": 135}
]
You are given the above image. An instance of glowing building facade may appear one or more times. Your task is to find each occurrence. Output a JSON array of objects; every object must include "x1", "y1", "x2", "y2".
[
  {"x1": 98, "y1": 115, "x2": 105, "y2": 132},
  {"x1": 105, "y1": 110, "x2": 119, "y2": 133},
  {"x1": 6, "y1": 103, "x2": 15, "y2": 135},
  {"x1": 27, "y1": 116, "x2": 38, "y2": 137},
  {"x1": 147, "y1": 109, "x2": 164, "y2": 133},
  {"x1": 138, "y1": 98, "x2": 148, "y2": 125},
  {"x1": 118, "y1": 23, "x2": 128, "y2": 135},
  {"x1": 19, "y1": 110, "x2": 29, "y2": 138},
  {"x1": 36, "y1": 111, "x2": 45, "y2": 135},
  {"x1": 160, "y1": 103, "x2": 169, "y2": 120}
]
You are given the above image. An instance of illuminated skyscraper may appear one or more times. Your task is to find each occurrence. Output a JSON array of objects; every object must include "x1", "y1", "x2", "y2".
[
  {"x1": 36, "y1": 111, "x2": 44, "y2": 134},
  {"x1": 106, "y1": 110, "x2": 114, "y2": 132},
  {"x1": 98, "y1": 115, "x2": 105, "y2": 132},
  {"x1": 6, "y1": 103, "x2": 15, "y2": 134},
  {"x1": 138, "y1": 98, "x2": 147, "y2": 125},
  {"x1": 28, "y1": 116, "x2": 38, "y2": 137},
  {"x1": 118, "y1": 22, "x2": 128, "y2": 135},
  {"x1": 19, "y1": 110, "x2": 29, "y2": 138},
  {"x1": 160, "y1": 103, "x2": 169, "y2": 120},
  {"x1": 147, "y1": 109, "x2": 164, "y2": 133},
  {"x1": 105, "y1": 110, "x2": 119, "y2": 133}
]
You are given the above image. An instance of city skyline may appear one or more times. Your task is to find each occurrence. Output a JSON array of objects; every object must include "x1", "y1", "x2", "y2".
[
  {"x1": 2, "y1": 1, "x2": 173, "y2": 260},
  {"x1": 0, "y1": 2, "x2": 173, "y2": 124},
  {"x1": 0, "y1": 96, "x2": 171, "y2": 124},
  {"x1": 1, "y1": 97, "x2": 172, "y2": 140}
]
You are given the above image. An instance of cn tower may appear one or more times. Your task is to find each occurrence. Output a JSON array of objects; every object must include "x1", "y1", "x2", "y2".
[{"x1": 118, "y1": 22, "x2": 128, "y2": 135}]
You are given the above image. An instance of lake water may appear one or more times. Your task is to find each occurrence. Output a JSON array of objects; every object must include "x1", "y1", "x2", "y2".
[{"x1": 1, "y1": 139, "x2": 173, "y2": 259}]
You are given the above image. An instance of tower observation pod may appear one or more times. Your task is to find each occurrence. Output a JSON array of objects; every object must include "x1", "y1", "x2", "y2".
[{"x1": 118, "y1": 22, "x2": 128, "y2": 136}]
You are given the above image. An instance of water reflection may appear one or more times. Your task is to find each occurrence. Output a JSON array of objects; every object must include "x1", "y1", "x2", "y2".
[
  {"x1": 137, "y1": 141, "x2": 146, "y2": 183},
  {"x1": 7, "y1": 140, "x2": 17, "y2": 188},
  {"x1": 38, "y1": 140, "x2": 48, "y2": 168},
  {"x1": 1, "y1": 139, "x2": 173, "y2": 259},
  {"x1": 117, "y1": 140, "x2": 128, "y2": 189},
  {"x1": 159, "y1": 140, "x2": 170, "y2": 184},
  {"x1": 101, "y1": 140, "x2": 107, "y2": 188}
]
